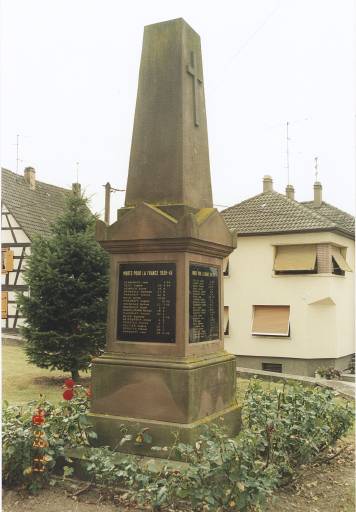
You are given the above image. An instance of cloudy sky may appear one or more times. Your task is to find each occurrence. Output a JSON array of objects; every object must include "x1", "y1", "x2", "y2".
[{"x1": 2, "y1": 0, "x2": 355, "y2": 221}]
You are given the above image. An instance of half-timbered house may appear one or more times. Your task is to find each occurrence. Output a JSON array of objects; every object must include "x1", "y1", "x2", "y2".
[{"x1": 1, "y1": 167, "x2": 78, "y2": 334}]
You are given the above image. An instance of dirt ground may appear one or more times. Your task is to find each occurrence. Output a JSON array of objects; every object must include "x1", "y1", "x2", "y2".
[{"x1": 3, "y1": 434, "x2": 354, "y2": 512}]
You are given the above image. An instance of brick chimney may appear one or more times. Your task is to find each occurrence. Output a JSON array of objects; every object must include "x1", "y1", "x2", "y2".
[
  {"x1": 286, "y1": 184, "x2": 295, "y2": 200},
  {"x1": 72, "y1": 183, "x2": 81, "y2": 196},
  {"x1": 313, "y1": 181, "x2": 322, "y2": 207},
  {"x1": 263, "y1": 175, "x2": 273, "y2": 192},
  {"x1": 24, "y1": 166, "x2": 36, "y2": 190}
]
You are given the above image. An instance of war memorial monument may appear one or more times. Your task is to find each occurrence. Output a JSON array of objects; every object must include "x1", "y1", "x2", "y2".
[{"x1": 89, "y1": 18, "x2": 241, "y2": 455}]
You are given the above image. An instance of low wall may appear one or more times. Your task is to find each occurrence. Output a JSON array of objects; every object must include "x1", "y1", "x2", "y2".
[{"x1": 236, "y1": 366, "x2": 355, "y2": 400}]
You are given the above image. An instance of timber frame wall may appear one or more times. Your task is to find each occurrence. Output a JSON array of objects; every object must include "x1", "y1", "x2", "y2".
[{"x1": 1, "y1": 203, "x2": 31, "y2": 333}]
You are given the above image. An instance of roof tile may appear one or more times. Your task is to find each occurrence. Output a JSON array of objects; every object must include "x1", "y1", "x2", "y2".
[
  {"x1": 2, "y1": 168, "x2": 71, "y2": 240},
  {"x1": 221, "y1": 191, "x2": 354, "y2": 239}
]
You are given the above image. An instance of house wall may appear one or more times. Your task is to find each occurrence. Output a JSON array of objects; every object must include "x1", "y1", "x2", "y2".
[
  {"x1": 223, "y1": 231, "x2": 355, "y2": 375},
  {"x1": 1, "y1": 203, "x2": 31, "y2": 333}
]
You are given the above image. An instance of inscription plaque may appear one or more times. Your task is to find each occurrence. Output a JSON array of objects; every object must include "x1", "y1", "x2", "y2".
[
  {"x1": 189, "y1": 264, "x2": 219, "y2": 343},
  {"x1": 117, "y1": 262, "x2": 176, "y2": 342}
]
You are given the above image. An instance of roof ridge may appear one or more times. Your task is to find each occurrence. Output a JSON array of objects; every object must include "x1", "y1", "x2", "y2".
[
  {"x1": 223, "y1": 189, "x2": 337, "y2": 227},
  {"x1": 221, "y1": 190, "x2": 277, "y2": 213}
]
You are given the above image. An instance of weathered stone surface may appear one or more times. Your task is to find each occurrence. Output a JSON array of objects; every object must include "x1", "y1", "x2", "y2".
[
  {"x1": 88, "y1": 405, "x2": 241, "y2": 458},
  {"x1": 91, "y1": 352, "x2": 237, "y2": 423},
  {"x1": 90, "y1": 18, "x2": 240, "y2": 453},
  {"x1": 125, "y1": 18, "x2": 213, "y2": 209}
]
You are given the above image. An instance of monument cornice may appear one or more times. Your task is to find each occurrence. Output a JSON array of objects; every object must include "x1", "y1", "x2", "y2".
[
  {"x1": 92, "y1": 350, "x2": 235, "y2": 370},
  {"x1": 99, "y1": 237, "x2": 233, "y2": 257}
]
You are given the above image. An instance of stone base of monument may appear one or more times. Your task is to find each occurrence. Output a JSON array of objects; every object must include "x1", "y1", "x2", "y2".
[{"x1": 88, "y1": 351, "x2": 241, "y2": 458}]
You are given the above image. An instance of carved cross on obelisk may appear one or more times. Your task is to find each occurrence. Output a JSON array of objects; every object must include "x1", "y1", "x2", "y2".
[{"x1": 186, "y1": 51, "x2": 203, "y2": 127}]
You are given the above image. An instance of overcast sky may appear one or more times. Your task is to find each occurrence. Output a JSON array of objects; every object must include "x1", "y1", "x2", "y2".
[{"x1": 2, "y1": 0, "x2": 355, "y2": 221}]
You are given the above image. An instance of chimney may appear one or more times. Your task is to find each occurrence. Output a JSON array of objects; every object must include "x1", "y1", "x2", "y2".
[
  {"x1": 72, "y1": 183, "x2": 81, "y2": 196},
  {"x1": 263, "y1": 175, "x2": 273, "y2": 192},
  {"x1": 313, "y1": 181, "x2": 322, "y2": 207},
  {"x1": 24, "y1": 166, "x2": 36, "y2": 190},
  {"x1": 285, "y1": 184, "x2": 295, "y2": 200}
]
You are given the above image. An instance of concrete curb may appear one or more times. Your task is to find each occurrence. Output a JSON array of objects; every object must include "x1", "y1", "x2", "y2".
[{"x1": 236, "y1": 366, "x2": 355, "y2": 400}]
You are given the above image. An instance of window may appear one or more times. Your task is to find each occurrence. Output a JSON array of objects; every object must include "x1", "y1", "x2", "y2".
[
  {"x1": 1, "y1": 248, "x2": 14, "y2": 274},
  {"x1": 262, "y1": 362, "x2": 282, "y2": 373},
  {"x1": 274, "y1": 244, "x2": 352, "y2": 276},
  {"x1": 274, "y1": 245, "x2": 317, "y2": 274},
  {"x1": 224, "y1": 306, "x2": 230, "y2": 336},
  {"x1": 2, "y1": 292, "x2": 8, "y2": 319},
  {"x1": 223, "y1": 258, "x2": 229, "y2": 277},
  {"x1": 252, "y1": 305, "x2": 290, "y2": 337}
]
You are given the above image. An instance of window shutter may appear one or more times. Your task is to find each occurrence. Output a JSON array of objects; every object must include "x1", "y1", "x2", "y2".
[
  {"x1": 274, "y1": 245, "x2": 316, "y2": 272},
  {"x1": 224, "y1": 306, "x2": 229, "y2": 335},
  {"x1": 5, "y1": 250, "x2": 14, "y2": 272},
  {"x1": 2, "y1": 292, "x2": 8, "y2": 319},
  {"x1": 331, "y1": 247, "x2": 352, "y2": 272},
  {"x1": 252, "y1": 305, "x2": 290, "y2": 336}
]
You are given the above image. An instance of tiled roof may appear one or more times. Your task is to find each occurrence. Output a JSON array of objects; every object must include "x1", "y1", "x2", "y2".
[
  {"x1": 1, "y1": 168, "x2": 71, "y2": 240},
  {"x1": 302, "y1": 201, "x2": 355, "y2": 238},
  {"x1": 221, "y1": 191, "x2": 355, "y2": 239}
]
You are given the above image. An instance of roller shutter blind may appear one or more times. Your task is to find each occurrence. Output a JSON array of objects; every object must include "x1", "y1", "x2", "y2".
[
  {"x1": 252, "y1": 305, "x2": 290, "y2": 336},
  {"x1": 274, "y1": 245, "x2": 316, "y2": 272}
]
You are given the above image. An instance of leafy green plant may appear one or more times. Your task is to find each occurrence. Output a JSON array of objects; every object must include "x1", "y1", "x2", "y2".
[
  {"x1": 2, "y1": 383, "x2": 95, "y2": 493},
  {"x1": 315, "y1": 366, "x2": 342, "y2": 380},
  {"x1": 81, "y1": 380, "x2": 353, "y2": 511},
  {"x1": 3, "y1": 378, "x2": 353, "y2": 510},
  {"x1": 243, "y1": 379, "x2": 353, "y2": 480}
]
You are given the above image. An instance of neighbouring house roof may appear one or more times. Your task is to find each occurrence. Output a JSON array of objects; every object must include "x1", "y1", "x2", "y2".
[
  {"x1": 302, "y1": 201, "x2": 355, "y2": 237},
  {"x1": 221, "y1": 190, "x2": 355, "y2": 239},
  {"x1": 1, "y1": 168, "x2": 71, "y2": 240}
]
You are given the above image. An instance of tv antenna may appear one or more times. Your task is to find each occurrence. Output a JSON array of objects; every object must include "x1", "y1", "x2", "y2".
[
  {"x1": 286, "y1": 121, "x2": 291, "y2": 185},
  {"x1": 16, "y1": 134, "x2": 21, "y2": 172},
  {"x1": 314, "y1": 156, "x2": 319, "y2": 181}
]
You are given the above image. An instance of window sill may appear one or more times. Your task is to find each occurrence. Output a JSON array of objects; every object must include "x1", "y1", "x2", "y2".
[
  {"x1": 272, "y1": 273, "x2": 346, "y2": 279},
  {"x1": 252, "y1": 335, "x2": 291, "y2": 340}
]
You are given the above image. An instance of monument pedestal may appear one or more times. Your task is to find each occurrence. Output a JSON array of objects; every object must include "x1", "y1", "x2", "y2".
[{"x1": 89, "y1": 351, "x2": 240, "y2": 455}]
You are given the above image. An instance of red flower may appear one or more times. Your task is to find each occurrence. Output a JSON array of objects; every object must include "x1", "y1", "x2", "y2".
[
  {"x1": 63, "y1": 388, "x2": 74, "y2": 401},
  {"x1": 85, "y1": 387, "x2": 92, "y2": 398},
  {"x1": 32, "y1": 415, "x2": 44, "y2": 425},
  {"x1": 64, "y1": 378, "x2": 75, "y2": 388}
]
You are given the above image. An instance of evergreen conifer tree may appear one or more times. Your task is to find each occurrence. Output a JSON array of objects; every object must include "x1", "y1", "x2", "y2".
[{"x1": 18, "y1": 192, "x2": 109, "y2": 381}]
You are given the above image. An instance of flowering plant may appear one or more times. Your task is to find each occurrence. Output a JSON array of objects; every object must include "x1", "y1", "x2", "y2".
[{"x1": 2, "y1": 381, "x2": 96, "y2": 492}]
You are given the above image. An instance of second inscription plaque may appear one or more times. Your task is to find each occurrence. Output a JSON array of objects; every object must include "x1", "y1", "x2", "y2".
[{"x1": 189, "y1": 264, "x2": 219, "y2": 343}]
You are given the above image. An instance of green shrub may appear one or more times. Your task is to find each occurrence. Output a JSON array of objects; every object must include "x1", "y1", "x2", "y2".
[
  {"x1": 3, "y1": 378, "x2": 353, "y2": 510},
  {"x1": 83, "y1": 379, "x2": 353, "y2": 511},
  {"x1": 315, "y1": 366, "x2": 342, "y2": 379},
  {"x1": 243, "y1": 379, "x2": 353, "y2": 480},
  {"x1": 2, "y1": 384, "x2": 95, "y2": 493}
]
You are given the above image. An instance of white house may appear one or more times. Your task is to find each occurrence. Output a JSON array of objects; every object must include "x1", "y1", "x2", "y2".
[
  {"x1": 221, "y1": 176, "x2": 355, "y2": 376},
  {"x1": 1, "y1": 167, "x2": 79, "y2": 334}
]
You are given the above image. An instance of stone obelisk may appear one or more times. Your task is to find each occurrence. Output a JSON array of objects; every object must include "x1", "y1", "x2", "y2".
[{"x1": 89, "y1": 18, "x2": 240, "y2": 456}]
